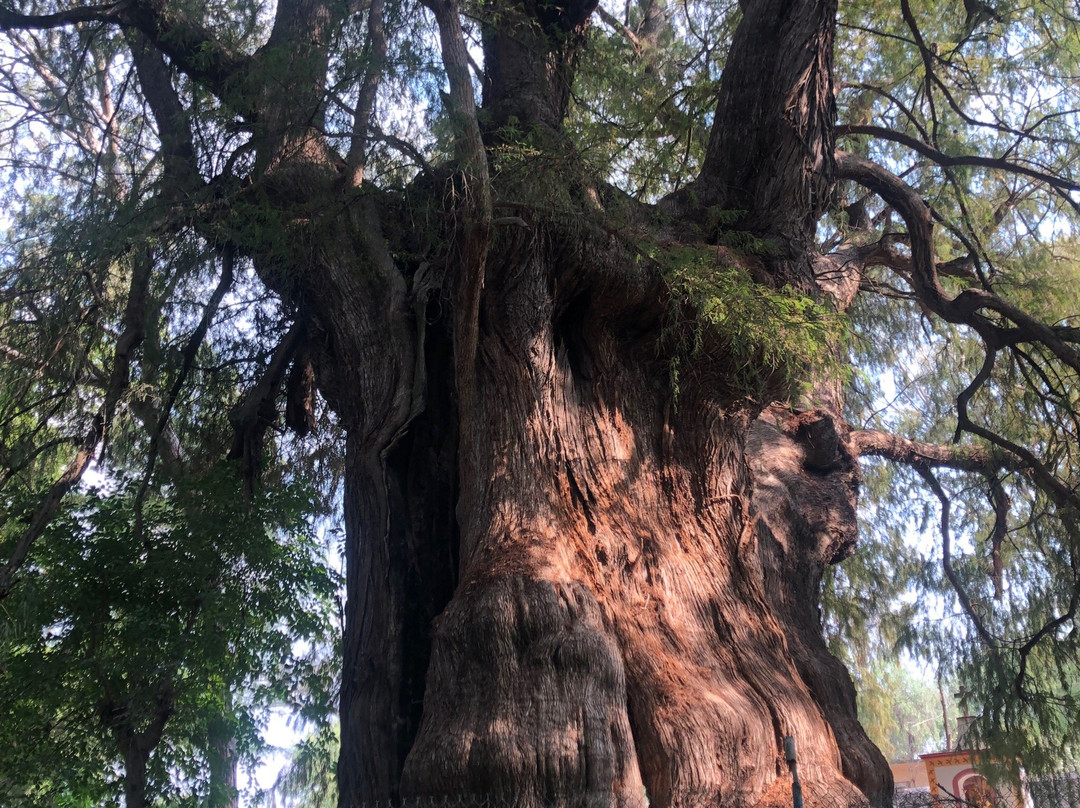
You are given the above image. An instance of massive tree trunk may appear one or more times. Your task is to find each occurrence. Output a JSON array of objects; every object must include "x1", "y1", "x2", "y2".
[
  {"x1": 0, "y1": 0, "x2": 890, "y2": 805},
  {"x1": 12, "y1": 0, "x2": 1080, "y2": 800},
  {"x1": 328, "y1": 0, "x2": 891, "y2": 805},
  {"x1": 397, "y1": 235, "x2": 887, "y2": 806}
]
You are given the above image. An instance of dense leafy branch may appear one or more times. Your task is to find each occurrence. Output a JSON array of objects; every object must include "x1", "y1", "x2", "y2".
[{"x1": 132, "y1": 247, "x2": 235, "y2": 534}]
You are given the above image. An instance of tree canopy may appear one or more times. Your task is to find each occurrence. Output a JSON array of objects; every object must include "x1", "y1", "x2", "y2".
[{"x1": 1, "y1": 0, "x2": 1080, "y2": 804}]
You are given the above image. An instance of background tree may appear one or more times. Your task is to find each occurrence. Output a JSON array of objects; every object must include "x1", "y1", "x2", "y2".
[
  {"x1": 1, "y1": 0, "x2": 1079, "y2": 806},
  {"x1": 0, "y1": 470, "x2": 339, "y2": 808},
  {"x1": 262, "y1": 722, "x2": 341, "y2": 808}
]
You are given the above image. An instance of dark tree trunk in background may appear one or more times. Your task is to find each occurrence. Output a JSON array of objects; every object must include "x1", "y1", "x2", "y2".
[
  {"x1": 122, "y1": 745, "x2": 150, "y2": 808},
  {"x1": 106, "y1": 687, "x2": 173, "y2": 808},
  {"x1": 207, "y1": 705, "x2": 239, "y2": 808}
]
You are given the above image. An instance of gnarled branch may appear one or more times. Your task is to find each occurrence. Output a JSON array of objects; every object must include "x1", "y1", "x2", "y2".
[
  {"x1": 836, "y1": 123, "x2": 1080, "y2": 204},
  {"x1": 835, "y1": 150, "x2": 1080, "y2": 377}
]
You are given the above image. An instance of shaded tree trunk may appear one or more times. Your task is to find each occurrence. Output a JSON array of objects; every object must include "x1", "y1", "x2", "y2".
[
  {"x1": 104, "y1": 684, "x2": 173, "y2": 808},
  {"x1": 122, "y1": 744, "x2": 151, "y2": 808},
  {"x1": 207, "y1": 707, "x2": 239, "y2": 808}
]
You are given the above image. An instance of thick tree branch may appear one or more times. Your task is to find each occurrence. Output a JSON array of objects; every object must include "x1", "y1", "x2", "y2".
[
  {"x1": 595, "y1": 6, "x2": 645, "y2": 54},
  {"x1": 421, "y1": 0, "x2": 491, "y2": 409},
  {"x1": 697, "y1": 0, "x2": 837, "y2": 258},
  {"x1": 127, "y1": 3, "x2": 246, "y2": 96},
  {"x1": 835, "y1": 150, "x2": 1080, "y2": 376},
  {"x1": 853, "y1": 236, "x2": 980, "y2": 283},
  {"x1": 0, "y1": 2, "x2": 126, "y2": 30},
  {"x1": 0, "y1": 416, "x2": 101, "y2": 600},
  {"x1": 851, "y1": 429, "x2": 1020, "y2": 474},
  {"x1": 989, "y1": 479, "x2": 1007, "y2": 599},
  {"x1": 228, "y1": 321, "x2": 306, "y2": 495},
  {"x1": 840, "y1": 82, "x2": 930, "y2": 142},
  {"x1": 346, "y1": 0, "x2": 388, "y2": 186},
  {"x1": 127, "y1": 30, "x2": 199, "y2": 191}
]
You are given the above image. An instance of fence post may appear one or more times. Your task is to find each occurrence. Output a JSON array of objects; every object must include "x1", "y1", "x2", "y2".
[{"x1": 785, "y1": 736, "x2": 804, "y2": 808}]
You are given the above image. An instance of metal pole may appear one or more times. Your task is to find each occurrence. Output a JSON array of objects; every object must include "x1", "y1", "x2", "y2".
[{"x1": 785, "y1": 736, "x2": 804, "y2": 808}]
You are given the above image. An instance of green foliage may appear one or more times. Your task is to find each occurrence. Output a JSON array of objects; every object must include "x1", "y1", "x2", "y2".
[
  {"x1": 840, "y1": 267, "x2": 1080, "y2": 773},
  {"x1": 852, "y1": 658, "x2": 953, "y2": 762},
  {"x1": 259, "y1": 722, "x2": 340, "y2": 808},
  {"x1": 653, "y1": 243, "x2": 847, "y2": 402},
  {"x1": 0, "y1": 468, "x2": 339, "y2": 807},
  {"x1": 568, "y1": 0, "x2": 737, "y2": 201}
]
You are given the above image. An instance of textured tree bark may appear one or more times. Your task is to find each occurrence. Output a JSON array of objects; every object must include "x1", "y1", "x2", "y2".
[
  {"x1": 60, "y1": 0, "x2": 893, "y2": 803},
  {"x1": 479, "y1": 0, "x2": 598, "y2": 137},
  {"x1": 332, "y1": 0, "x2": 890, "y2": 804},
  {"x1": 393, "y1": 224, "x2": 888, "y2": 808},
  {"x1": 335, "y1": 313, "x2": 460, "y2": 805},
  {"x1": 110, "y1": 687, "x2": 173, "y2": 808},
  {"x1": 123, "y1": 744, "x2": 150, "y2": 808},
  {"x1": 697, "y1": 0, "x2": 838, "y2": 266},
  {"x1": 395, "y1": 0, "x2": 888, "y2": 803}
]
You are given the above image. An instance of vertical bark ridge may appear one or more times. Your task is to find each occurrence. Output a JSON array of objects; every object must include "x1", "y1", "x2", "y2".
[
  {"x1": 315, "y1": 226, "x2": 443, "y2": 803},
  {"x1": 255, "y1": 0, "x2": 338, "y2": 171},
  {"x1": 339, "y1": 338, "x2": 459, "y2": 805}
]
